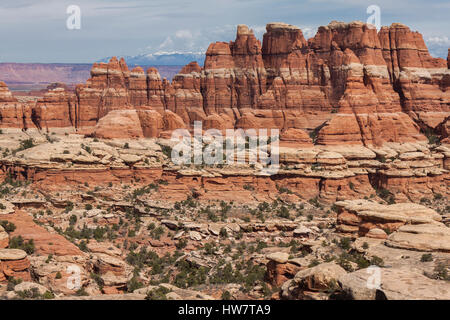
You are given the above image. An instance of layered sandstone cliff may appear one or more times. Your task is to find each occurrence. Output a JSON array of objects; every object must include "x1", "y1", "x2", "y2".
[{"x1": 0, "y1": 21, "x2": 448, "y2": 146}]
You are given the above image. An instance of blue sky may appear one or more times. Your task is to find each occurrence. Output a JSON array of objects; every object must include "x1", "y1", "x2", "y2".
[{"x1": 0, "y1": 0, "x2": 448, "y2": 62}]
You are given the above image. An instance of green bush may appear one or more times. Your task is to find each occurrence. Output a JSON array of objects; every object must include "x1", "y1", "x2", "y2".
[
  {"x1": 420, "y1": 253, "x2": 433, "y2": 262},
  {"x1": 145, "y1": 286, "x2": 170, "y2": 300},
  {"x1": 0, "y1": 220, "x2": 16, "y2": 233},
  {"x1": 9, "y1": 236, "x2": 35, "y2": 254},
  {"x1": 221, "y1": 290, "x2": 232, "y2": 300},
  {"x1": 19, "y1": 139, "x2": 35, "y2": 150}
]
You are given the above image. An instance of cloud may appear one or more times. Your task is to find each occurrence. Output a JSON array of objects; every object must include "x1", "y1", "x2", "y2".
[
  {"x1": 175, "y1": 30, "x2": 193, "y2": 39},
  {"x1": 425, "y1": 36, "x2": 450, "y2": 59},
  {"x1": 158, "y1": 36, "x2": 174, "y2": 50},
  {"x1": 426, "y1": 36, "x2": 450, "y2": 45},
  {"x1": 0, "y1": 0, "x2": 448, "y2": 62}
]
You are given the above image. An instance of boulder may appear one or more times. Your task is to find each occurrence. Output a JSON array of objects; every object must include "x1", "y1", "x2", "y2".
[
  {"x1": 339, "y1": 267, "x2": 450, "y2": 300},
  {"x1": 385, "y1": 223, "x2": 450, "y2": 252},
  {"x1": 93, "y1": 110, "x2": 144, "y2": 139}
]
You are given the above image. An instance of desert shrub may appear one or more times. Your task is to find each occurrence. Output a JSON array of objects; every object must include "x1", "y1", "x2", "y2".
[
  {"x1": 243, "y1": 184, "x2": 255, "y2": 191},
  {"x1": 338, "y1": 237, "x2": 352, "y2": 250},
  {"x1": 277, "y1": 206, "x2": 290, "y2": 219},
  {"x1": 0, "y1": 220, "x2": 16, "y2": 233},
  {"x1": 16, "y1": 288, "x2": 41, "y2": 299},
  {"x1": 221, "y1": 290, "x2": 231, "y2": 300},
  {"x1": 145, "y1": 286, "x2": 170, "y2": 300},
  {"x1": 421, "y1": 253, "x2": 433, "y2": 262},
  {"x1": 160, "y1": 145, "x2": 173, "y2": 158},
  {"x1": 308, "y1": 197, "x2": 320, "y2": 208},
  {"x1": 69, "y1": 214, "x2": 77, "y2": 226},
  {"x1": 65, "y1": 202, "x2": 74, "y2": 213},
  {"x1": 19, "y1": 139, "x2": 35, "y2": 150},
  {"x1": 337, "y1": 253, "x2": 354, "y2": 272},
  {"x1": 150, "y1": 226, "x2": 165, "y2": 240},
  {"x1": 433, "y1": 263, "x2": 449, "y2": 280},
  {"x1": 127, "y1": 276, "x2": 144, "y2": 293},
  {"x1": 173, "y1": 260, "x2": 209, "y2": 288},
  {"x1": 377, "y1": 188, "x2": 395, "y2": 204},
  {"x1": 370, "y1": 256, "x2": 384, "y2": 267},
  {"x1": 75, "y1": 288, "x2": 89, "y2": 296},
  {"x1": 219, "y1": 227, "x2": 228, "y2": 238},
  {"x1": 9, "y1": 236, "x2": 35, "y2": 254},
  {"x1": 7, "y1": 277, "x2": 22, "y2": 291},
  {"x1": 175, "y1": 239, "x2": 187, "y2": 250},
  {"x1": 434, "y1": 193, "x2": 443, "y2": 200},
  {"x1": 308, "y1": 259, "x2": 320, "y2": 268}
]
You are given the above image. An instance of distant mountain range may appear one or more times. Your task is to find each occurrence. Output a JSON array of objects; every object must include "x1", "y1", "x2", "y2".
[
  {"x1": 99, "y1": 51, "x2": 205, "y2": 66},
  {"x1": 0, "y1": 63, "x2": 182, "y2": 91},
  {"x1": 1, "y1": 40, "x2": 445, "y2": 93},
  {"x1": 99, "y1": 40, "x2": 447, "y2": 66}
]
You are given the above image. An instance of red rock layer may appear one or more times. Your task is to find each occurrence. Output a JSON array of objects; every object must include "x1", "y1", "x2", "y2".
[
  {"x1": 34, "y1": 88, "x2": 76, "y2": 130},
  {"x1": 0, "y1": 81, "x2": 34, "y2": 128},
  {"x1": 0, "y1": 21, "x2": 448, "y2": 145},
  {"x1": 378, "y1": 23, "x2": 449, "y2": 131}
]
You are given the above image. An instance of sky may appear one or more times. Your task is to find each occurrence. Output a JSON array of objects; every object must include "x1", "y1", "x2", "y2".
[{"x1": 0, "y1": 0, "x2": 448, "y2": 63}]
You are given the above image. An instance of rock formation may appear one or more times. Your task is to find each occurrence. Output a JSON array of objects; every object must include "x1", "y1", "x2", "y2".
[
  {"x1": 0, "y1": 21, "x2": 447, "y2": 147},
  {"x1": 335, "y1": 199, "x2": 442, "y2": 236},
  {"x1": 0, "y1": 248, "x2": 31, "y2": 282}
]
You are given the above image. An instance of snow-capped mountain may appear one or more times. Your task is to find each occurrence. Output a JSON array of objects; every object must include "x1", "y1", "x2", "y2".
[{"x1": 100, "y1": 51, "x2": 205, "y2": 66}]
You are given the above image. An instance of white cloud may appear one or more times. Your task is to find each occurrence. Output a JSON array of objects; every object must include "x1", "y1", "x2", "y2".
[
  {"x1": 426, "y1": 36, "x2": 450, "y2": 45},
  {"x1": 175, "y1": 30, "x2": 193, "y2": 39},
  {"x1": 158, "y1": 36, "x2": 174, "y2": 49},
  {"x1": 144, "y1": 22, "x2": 320, "y2": 56},
  {"x1": 300, "y1": 27, "x2": 315, "y2": 39}
]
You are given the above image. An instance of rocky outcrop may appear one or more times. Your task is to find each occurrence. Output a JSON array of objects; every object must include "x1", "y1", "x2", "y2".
[
  {"x1": 0, "y1": 82, "x2": 34, "y2": 128},
  {"x1": 34, "y1": 88, "x2": 76, "y2": 130},
  {"x1": 281, "y1": 262, "x2": 346, "y2": 300},
  {"x1": 0, "y1": 210, "x2": 83, "y2": 256},
  {"x1": 265, "y1": 252, "x2": 302, "y2": 286},
  {"x1": 339, "y1": 267, "x2": 450, "y2": 300},
  {"x1": 379, "y1": 24, "x2": 449, "y2": 131},
  {"x1": 385, "y1": 223, "x2": 450, "y2": 252},
  {"x1": 1, "y1": 21, "x2": 447, "y2": 146},
  {"x1": 93, "y1": 110, "x2": 144, "y2": 139},
  {"x1": 336, "y1": 199, "x2": 442, "y2": 236},
  {"x1": 0, "y1": 225, "x2": 8, "y2": 249},
  {"x1": 0, "y1": 248, "x2": 31, "y2": 282}
]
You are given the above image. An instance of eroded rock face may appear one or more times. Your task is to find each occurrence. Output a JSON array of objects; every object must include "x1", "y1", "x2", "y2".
[
  {"x1": 93, "y1": 110, "x2": 144, "y2": 139},
  {"x1": 265, "y1": 251, "x2": 302, "y2": 287},
  {"x1": 336, "y1": 199, "x2": 442, "y2": 236},
  {"x1": 385, "y1": 224, "x2": 450, "y2": 252},
  {"x1": 0, "y1": 210, "x2": 83, "y2": 256},
  {"x1": 0, "y1": 248, "x2": 31, "y2": 282},
  {"x1": 0, "y1": 81, "x2": 34, "y2": 129},
  {"x1": 1, "y1": 21, "x2": 447, "y2": 146},
  {"x1": 34, "y1": 88, "x2": 76, "y2": 130},
  {"x1": 379, "y1": 23, "x2": 449, "y2": 131},
  {"x1": 339, "y1": 267, "x2": 450, "y2": 300},
  {"x1": 0, "y1": 225, "x2": 8, "y2": 249},
  {"x1": 281, "y1": 263, "x2": 346, "y2": 300}
]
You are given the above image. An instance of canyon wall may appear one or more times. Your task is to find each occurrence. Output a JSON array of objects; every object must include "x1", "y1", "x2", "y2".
[{"x1": 0, "y1": 21, "x2": 448, "y2": 146}]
